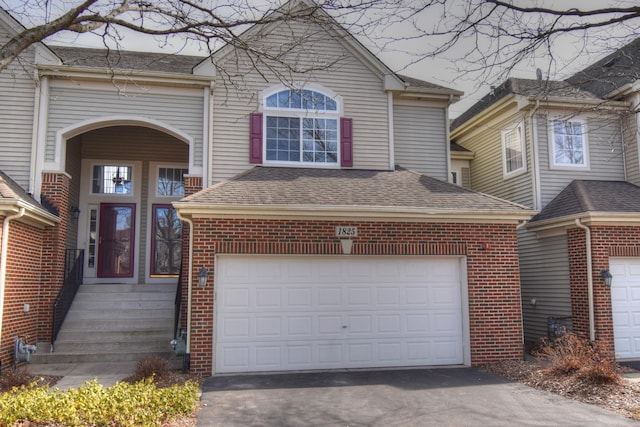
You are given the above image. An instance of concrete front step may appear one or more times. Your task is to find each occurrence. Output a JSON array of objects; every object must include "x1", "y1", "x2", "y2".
[
  {"x1": 56, "y1": 329, "x2": 172, "y2": 342},
  {"x1": 53, "y1": 339, "x2": 173, "y2": 354},
  {"x1": 45, "y1": 282, "x2": 180, "y2": 367},
  {"x1": 64, "y1": 309, "x2": 174, "y2": 321},
  {"x1": 31, "y1": 351, "x2": 182, "y2": 365}
]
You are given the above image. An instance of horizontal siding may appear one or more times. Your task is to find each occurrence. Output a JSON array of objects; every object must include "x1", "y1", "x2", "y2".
[
  {"x1": 211, "y1": 20, "x2": 389, "y2": 183},
  {"x1": 47, "y1": 87, "x2": 203, "y2": 167},
  {"x1": 0, "y1": 30, "x2": 36, "y2": 189},
  {"x1": 455, "y1": 112, "x2": 534, "y2": 207},
  {"x1": 519, "y1": 229, "x2": 572, "y2": 342},
  {"x1": 393, "y1": 105, "x2": 447, "y2": 180},
  {"x1": 537, "y1": 112, "x2": 625, "y2": 207}
]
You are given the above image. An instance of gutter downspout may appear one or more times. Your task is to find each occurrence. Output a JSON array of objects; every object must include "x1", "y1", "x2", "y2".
[
  {"x1": 0, "y1": 208, "x2": 26, "y2": 372},
  {"x1": 175, "y1": 210, "x2": 194, "y2": 370},
  {"x1": 575, "y1": 218, "x2": 596, "y2": 341}
]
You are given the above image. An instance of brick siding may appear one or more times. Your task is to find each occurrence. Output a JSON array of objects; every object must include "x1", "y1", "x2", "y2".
[
  {"x1": 568, "y1": 225, "x2": 640, "y2": 357},
  {"x1": 184, "y1": 218, "x2": 524, "y2": 374},
  {"x1": 0, "y1": 217, "x2": 46, "y2": 368}
]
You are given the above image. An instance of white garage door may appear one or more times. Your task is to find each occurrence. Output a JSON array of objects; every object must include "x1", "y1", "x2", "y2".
[
  {"x1": 215, "y1": 255, "x2": 465, "y2": 373},
  {"x1": 611, "y1": 258, "x2": 640, "y2": 359}
]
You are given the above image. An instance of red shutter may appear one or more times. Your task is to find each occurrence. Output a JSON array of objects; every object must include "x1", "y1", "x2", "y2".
[
  {"x1": 340, "y1": 117, "x2": 353, "y2": 167},
  {"x1": 249, "y1": 112, "x2": 263, "y2": 164}
]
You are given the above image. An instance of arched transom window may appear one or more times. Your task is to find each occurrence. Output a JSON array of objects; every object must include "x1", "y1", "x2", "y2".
[{"x1": 264, "y1": 88, "x2": 340, "y2": 164}]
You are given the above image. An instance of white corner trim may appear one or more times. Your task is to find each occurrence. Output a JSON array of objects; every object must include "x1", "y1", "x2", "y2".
[{"x1": 388, "y1": 92, "x2": 395, "y2": 170}]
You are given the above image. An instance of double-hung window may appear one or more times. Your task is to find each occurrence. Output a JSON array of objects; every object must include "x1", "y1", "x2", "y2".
[
  {"x1": 550, "y1": 118, "x2": 588, "y2": 168},
  {"x1": 502, "y1": 124, "x2": 525, "y2": 177},
  {"x1": 264, "y1": 89, "x2": 340, "y2": 165}
]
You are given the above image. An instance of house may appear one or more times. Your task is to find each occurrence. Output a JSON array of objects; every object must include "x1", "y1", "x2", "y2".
[
  {"x1": 450, "y1": 38, "x2": 640, "y2": 361},
  {"x1": 0, "y1": 0, "x2": 533, "y2": 375}
]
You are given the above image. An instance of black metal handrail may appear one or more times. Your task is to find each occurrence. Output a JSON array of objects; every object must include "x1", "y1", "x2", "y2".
[
  {"x1": 51, "y1": 249, "x2": 84, "y2": 348},
  {"x1": 174, "y1": 264, "x2": 183, "y2": 339}
]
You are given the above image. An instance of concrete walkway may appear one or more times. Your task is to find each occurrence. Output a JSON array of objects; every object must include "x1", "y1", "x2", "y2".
[{"x1": 27, "y1": 361, "x2": 137, "y2": 389}]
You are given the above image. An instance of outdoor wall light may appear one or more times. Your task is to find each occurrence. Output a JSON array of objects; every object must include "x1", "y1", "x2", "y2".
[
  {"x1": 69, "y1": 206, "x2": 80, "y2": 220},
  {"x1": 197, "y1": 266, "x2": 208, "y2": 287},
  {"x1": 600, "y1": 269, "x2": 613, "y2": 287}
]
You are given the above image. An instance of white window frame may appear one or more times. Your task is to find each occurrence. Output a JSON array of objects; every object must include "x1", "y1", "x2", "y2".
[
  {"x1": 262, "y1": 84, "x2": 342, "y2": 168},
  {"x1": 90, "y1": 163, "x2": 135, "y2": 196},
  {"x1": 501, "y1": 124, "x2": 526, "y2": 178},
  {"x1": 548, "y1": 117, "x2": 589, "y2": 170},
  {"x1": 155, "y1": 165, "x2": 189, "y2": 198}
]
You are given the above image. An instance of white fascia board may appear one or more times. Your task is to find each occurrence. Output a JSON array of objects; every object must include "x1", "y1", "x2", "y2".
[
  {"x1": 0, "y1": 200, "x2": 59, "y2": 227},
  {"x1": 528, "y1": 96, "x2": 630, "y2": 112},
  {"x1": 35, "y1": 45, "x2": 62, "y2": 66},
  {"x1": 451, "y1": 151, "x2": 475, "y2": 161},
  {"x1": 173, "y1": 203, "x2": 534, "y2": 223},
  {"x1": 38, "y1": 65, "x2": 213, "y2": 88},
  {"x1": 527, "y1": 212, "x2": 640, "y2": 234},
  {"x1": 450, "y1": 95, "x2": 520, "y2": 139}
]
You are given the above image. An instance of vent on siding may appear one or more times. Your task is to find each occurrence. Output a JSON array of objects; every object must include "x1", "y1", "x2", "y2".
[{"x1": 461, "y1": 167, "x2": 471, "y2": 189}]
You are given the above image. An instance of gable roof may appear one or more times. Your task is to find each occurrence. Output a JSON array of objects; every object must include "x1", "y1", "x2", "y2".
[
  {"x1": 530, "y1": 180, "x2": 640, "y2": 223},
  {"x1": 566, "y1": 38, "x2": 640, "y2": 98},
  {"x1": 175, "y1": 166, "x2": 533, "y2": 222},
  {"x1": 50, "y1": 46, "x2": 205, "y2": 74},
  {"x1": 451, "y1": 78, "x2": 598, "y2": 130},
  {"x1": 0, "y1": 170, "x2": 58, "y2": 226}
]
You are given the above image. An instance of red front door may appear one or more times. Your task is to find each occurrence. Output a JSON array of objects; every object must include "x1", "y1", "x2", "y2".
[{"x1": 97, "y1": 203, "x2": 136, "y2": 278}]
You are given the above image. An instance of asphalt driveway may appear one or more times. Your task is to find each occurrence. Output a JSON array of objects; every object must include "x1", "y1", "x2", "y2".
[{"x1": 197, "y1": 367, "x2": 638, "y2": 426}]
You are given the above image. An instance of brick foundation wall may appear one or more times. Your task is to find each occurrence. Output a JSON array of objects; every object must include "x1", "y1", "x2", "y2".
[
  {"x1": 0, "y1": 218, "x2": 46, "y2": 368},
  {"x1": 38, "y1": 173, "x2": 70, "y2": 343},
  {"x1": 185, "y1": 218, "x2": 523, "y2": 374},
  {"x1": 569, "y1": 225, "x2": 640, "y2": 357}
]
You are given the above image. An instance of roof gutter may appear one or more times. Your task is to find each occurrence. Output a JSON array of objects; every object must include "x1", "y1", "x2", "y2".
[
  {"x1": 173, "y1": 203, "x2": 534, "y2": 222},
  {"x1": 574, "y1": 218, "x2": 596, "y2": 341},
  {"x1": 174, "y1": 210, "x2": 194, "y2": 370}
]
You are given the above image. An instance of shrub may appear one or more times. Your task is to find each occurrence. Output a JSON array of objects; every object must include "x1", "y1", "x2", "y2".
[
  {"x1": 129, "y1": 356, "x2": 171, "y2": 384},
  {"x1": 0, "y1": 367, "x2": 35, "y2": 391},
  {"x1": 0, "y1": 377, "x2": 199, "y2": 426},
  {"x1": 536, "y1": 333, "x2": 620, "y2": 384}
]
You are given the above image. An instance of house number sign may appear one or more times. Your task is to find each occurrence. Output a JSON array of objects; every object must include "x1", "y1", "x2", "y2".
[{"x1": 336, "y1": 226, "x2": 357, "y2": 237}]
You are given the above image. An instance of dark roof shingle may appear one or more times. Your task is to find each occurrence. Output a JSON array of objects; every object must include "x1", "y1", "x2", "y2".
[
  {"x1": 0, "y1": 170, "x2": 52, "y2": 215},
  {"x1": 530, "y1": 180, "x2": 640, "y2": 223},
  {"x1": 50, "y1": 46, "x2": 205, "y2": 74},
  {"x1": 181, "y1": 166, "x2": 530, "y2": 214},
  {"x1": 566, "y1": 38, "x2": 640, "y2": 98},
  {"x1": 452, "y1": 78, "x2": 598, "y2": 130}
]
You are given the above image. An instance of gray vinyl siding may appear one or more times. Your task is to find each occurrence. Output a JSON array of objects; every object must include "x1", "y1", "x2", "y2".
[
  {"x1": 623, "y1": 110, "x2": 639, "y2": 186},
  {"x1": 46, "y1": 87, "x2": 203, "y2": 167},
  {"x1": 454, "y1": 112, "x2": 534, "y2": 207},
  {"x1": 519, "y1": 229, "x2": 572, "y2": 343},
  {"x1": 0, "y1": 30, "x2": 36, "y2": 190},
  {"x1": 211, "y1": 20, "x2": 389, "y2": 183},
  {"x1": 393, "y1": 105, "x2": 447, "y2": 180},
  {"x1": 537, "y1": 113, "x2": 625, "y2": 207}
]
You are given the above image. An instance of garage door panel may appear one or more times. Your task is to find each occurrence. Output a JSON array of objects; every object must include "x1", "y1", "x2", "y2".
[
  {"x1": 216, "y1": 256, "x2": 464, "y2": 373},
  {"x1": 611, "y1": 258, "x2": 640, "y2": 359}
]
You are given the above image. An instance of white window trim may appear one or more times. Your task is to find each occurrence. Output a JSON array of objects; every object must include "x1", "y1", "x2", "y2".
[
  {"x1": 90, "y1": 163, "x2": 136, "y2": 197},
  {"x1": 155, "y1": 164, "x2": 189, "y2": 198},
  {"x1": 501, "y1": 124, "x2": 526, "y2": 179},
  {"x1": 548, "y1": 117, "x2": 590, "y2": 170},
  {"x1": 262, "y1": 84, "x2": 343, "y2": 167}
]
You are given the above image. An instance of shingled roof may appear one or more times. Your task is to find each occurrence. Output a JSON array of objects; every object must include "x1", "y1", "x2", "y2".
[
  {"x1": 452, "y1": 78, "x2": 598, "y2": 130},
  {"x1": 530, "y1": 180, "x2": 640, "y2": 223},
  {"x1": 177, "y1": 166, "x2": 532, "y2": 219},
  {"x1": 50, "y1": 46, "x2": 205, "y2": 74},
  {"x1": 566, "y1": 38, "x2": 640, "y2": 98},
  {"x1": 398, "y1": 74, "x2": 463, "y2": 95}
]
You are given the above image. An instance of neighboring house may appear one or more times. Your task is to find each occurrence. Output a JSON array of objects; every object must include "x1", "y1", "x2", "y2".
[
  {"x1": 0, "y1": 0, "x2": 534, "y2": 375},
  {"x1": 451, "y1": 38, "x2": 640, "y2": 361}
]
